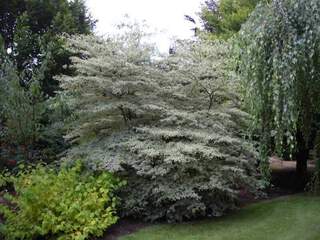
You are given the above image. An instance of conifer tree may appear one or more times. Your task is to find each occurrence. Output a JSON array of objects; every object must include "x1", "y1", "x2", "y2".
[{"x1": 0, "y1": 42, "x2": 45, "y2": 162}]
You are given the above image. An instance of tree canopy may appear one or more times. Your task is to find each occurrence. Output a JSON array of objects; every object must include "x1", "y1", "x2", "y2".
[
  {"x1": 199, "y1": 0, "x2": 260, "y2": 39},
  {"x1": 0, "y1": 0, "x2": 96, "y2": 95},
  {"x1": 57, "y1": 27, "x2": 260, "y2": 222},
  {"x1": 0, "y1": 0, "x2": 95, "y2": 48}
]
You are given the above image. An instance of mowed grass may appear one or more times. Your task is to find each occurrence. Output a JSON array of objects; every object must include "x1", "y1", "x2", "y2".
[{"x1": 120, "y1": 195, "x2": 320, "y2": 240}]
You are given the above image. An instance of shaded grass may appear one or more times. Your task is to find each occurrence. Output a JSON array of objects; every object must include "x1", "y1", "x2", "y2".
[{"x1": 120, "y1": 195, "x2": 320, "y2": 240}]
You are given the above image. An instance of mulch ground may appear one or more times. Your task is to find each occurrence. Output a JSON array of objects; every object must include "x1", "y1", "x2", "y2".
[
  {"x1": 270, "y1": 156, "x2": 315, "y2": 190},
  {"x1": 98, "y1": 219, "x2": 150, "y2": 240}
]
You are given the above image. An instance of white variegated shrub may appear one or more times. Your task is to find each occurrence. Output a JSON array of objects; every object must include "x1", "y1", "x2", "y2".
[{"x1": 57, "y1": 27, "x2": 259, "y2": 222}]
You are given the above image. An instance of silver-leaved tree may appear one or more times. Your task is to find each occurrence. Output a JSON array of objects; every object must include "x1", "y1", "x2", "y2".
[{"x1": 57, "y1": 25, "x2": 259, "y2": 222}]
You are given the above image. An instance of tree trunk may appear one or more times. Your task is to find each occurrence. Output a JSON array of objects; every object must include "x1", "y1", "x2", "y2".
[{"x1": 295, "y1": 130, "x2": 309, "y2": 191}]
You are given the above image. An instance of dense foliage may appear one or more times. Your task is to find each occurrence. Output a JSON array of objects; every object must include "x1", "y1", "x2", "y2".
[
  {"x1": 0, "y1": 0, "x2": 96, "y2": 95},
  {"x1": 0, "y1": 78, "x2": 44, "y2": 162},
  {"x1": 0, "y1": 0, "x2": 94, "y2": 46},
  {"x1": 199, "y1": 0, "x2": 260, "y2": 39},
  {"x1": 57, "y1": 27, "x2": 260, "y2": 222},
  {"x1": 0, "y1": 41, "x2": 68, "y2": 164},
  {"x1": 0, "y1": 48, "x2": 45, "y2": 160},
  {"x1": 0, "y1": 0, "x2": 95, "y2": 166},
  {"x1": 0, "y1": 162, "x2": 124, "y2": 240},
  {"x1": 238, "y1": 0, "x2": 320, "y2": 187}
]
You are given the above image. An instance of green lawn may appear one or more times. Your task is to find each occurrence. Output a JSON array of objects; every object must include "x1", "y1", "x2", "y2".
[{"x1": 120, "y1": 195, "x2": 320, "y2": 240}]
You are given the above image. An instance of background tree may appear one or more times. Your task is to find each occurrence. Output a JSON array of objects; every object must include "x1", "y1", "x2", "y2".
[
  {"x1": 238, "y1": 0, "x2": 320, "y2": 189},
  {"x1": 0, "y1": 0, "x2": 96, "y2": 95},
  {"x1": 0, "y1": 0, "x2": 95, "y2": 165},
  {"x1": 198, "y1": 0, "x2": 260, "y2": 39},
  {"x1": 0, "y1": 37, "x2": 47, "y2": 163}
]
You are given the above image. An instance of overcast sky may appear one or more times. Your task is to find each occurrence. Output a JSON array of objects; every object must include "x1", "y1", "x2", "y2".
[{"x1": 85, "y1": 0, "x2": 203, "y2": 53}]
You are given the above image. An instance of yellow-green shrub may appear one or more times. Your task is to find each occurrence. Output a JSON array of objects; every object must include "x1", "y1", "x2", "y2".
[{"x1": 0, "y1": 162, "x2": 125, "y2": 240}]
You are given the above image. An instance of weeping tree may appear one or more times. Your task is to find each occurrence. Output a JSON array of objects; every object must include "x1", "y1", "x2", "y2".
[
  {"x1": 57, "y1": 26, "x2": 260, "y2": 222},
  {"x1": 238, "y1": 0, "x2": 320, "y2": 189}
]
